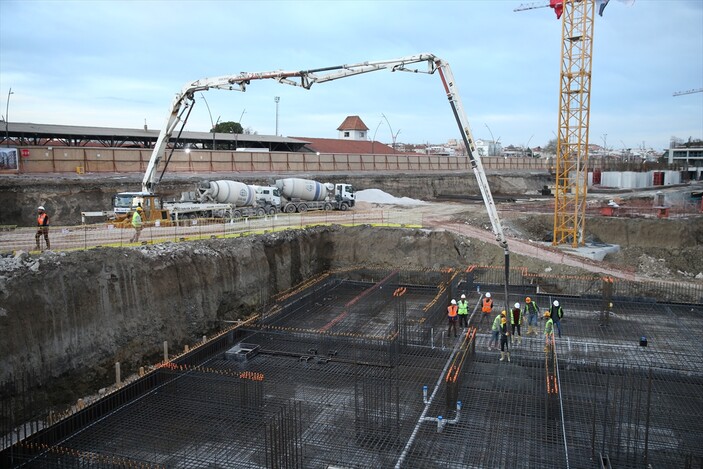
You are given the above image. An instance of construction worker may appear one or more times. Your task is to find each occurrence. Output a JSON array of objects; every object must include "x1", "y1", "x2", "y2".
[
  {"x1": 523, "y1": 296, "x2": 540, "y2": 335},
  {"x1": 499, "y1": 316, "x2": 511, "y2": 362},
  {"x1": 457, "y1": 294, "x2": 469, "y2": 328},
  {"x1": 489, "y1": 310, "x2": 506, "y2": 350},
  {"x1": 479, "y1": 292, "x2": 493, "y2": 329},
  {"x1": 510, "y1": 302, "x2": 523, "y2": 346},
  {"x1": 35, "y1": 206, "x2": 50, "y2": 250},
  {"x1": 447, "y1": 299, "x2": 458, "y2": 338},
  {"x1": 130, "y1": 207, "x2": 144, "y2": 243},
  {"x1": 543, "y1": 311, "x2": 554, "y2": 352},
  {"x1": 550, "y1": 300, "x2": 564, "y2": 338}
]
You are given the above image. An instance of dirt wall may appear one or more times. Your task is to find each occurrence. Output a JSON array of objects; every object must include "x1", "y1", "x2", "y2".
[{"x1": 0, "y1": 226, "x2": 475, "y2": 405}]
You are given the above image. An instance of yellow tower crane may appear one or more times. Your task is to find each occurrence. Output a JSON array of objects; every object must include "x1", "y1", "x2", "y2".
[{"x1": 516, "y1": 0, "x2": 602, "y2": 246}]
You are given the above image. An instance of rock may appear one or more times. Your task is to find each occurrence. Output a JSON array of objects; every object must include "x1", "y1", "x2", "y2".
[{"x1": 696, "y1": 272, "x2": 703, "y2": 280}]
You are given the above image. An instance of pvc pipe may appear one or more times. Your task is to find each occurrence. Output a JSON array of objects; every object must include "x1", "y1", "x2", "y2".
[{"x1": 422, "y1": 385, "x2": 428, "y2": 404}]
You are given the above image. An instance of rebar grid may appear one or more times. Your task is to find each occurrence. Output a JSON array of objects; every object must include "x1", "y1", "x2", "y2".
[{"x1": 3, "y1": 268, "x2": 703, "y2": 468}]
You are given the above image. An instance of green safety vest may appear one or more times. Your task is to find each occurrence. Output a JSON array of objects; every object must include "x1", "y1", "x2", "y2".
[
  {"x1": 544, "y1": 318, "x2": 554, "y2": 335},
  {"x1": 492, "y1": 314, "x2": 502, "y2": 331},
  {"x1": 457, "y1": 300, "x2": 469, "y2": 315},
  {"x1": 131, "y1": 211, "x2": 142, "y2": 228}
]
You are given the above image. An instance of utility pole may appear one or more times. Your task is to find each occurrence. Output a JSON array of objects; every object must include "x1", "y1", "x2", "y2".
[
  {"x1": 274, "y1": 96, "x2": 280, "y2": 136},
  {"x1": 5, "y1": 88, "x2": 13, "y2": 147}
]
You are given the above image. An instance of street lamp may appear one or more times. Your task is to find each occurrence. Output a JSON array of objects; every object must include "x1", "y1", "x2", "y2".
[
  {"x1": 371, "y1": 120, "x2": 383, "y2": 154},
  {"x1": 525, "y1": 134, "x2": 533, "y2": 157},
  {"x1": 274, "y1": 96, "x2": 280, "y2": 136},
  {"x1": 200, "y1": 93, "x2": 219, "y2": 150},
  {"x1": 382, "y1": 113, "x2": 399, "y2": 153},
  {"x1": 5, "y1": 88, "x2": 13, "y2": 147},
  {"x1": 484, "y1": 123, "x2": 495, "y2": 156}
]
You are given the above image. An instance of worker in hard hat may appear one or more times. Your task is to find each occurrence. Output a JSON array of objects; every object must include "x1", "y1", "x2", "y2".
[
  {"x1": 35, "y1": 205, "x2": 50, "y2": 251},
  {"x1": 523, "y1": 297, "x2": 540, "y2": 335},
  {"x1": 489, "y1": 310, "x2": 506, "y2": 350},
  {"x1": 130, "y1": 206, "x2": 144, "y2": 243},
  {"x1": 510, "y1": 302, "x2": 523, "y2": 346},
  {"x1": 457, "y1": 293, "x2": 469, "y2": 328},
  {"x1": 447, "y1": 299, "x2": 459, "y2": 338},
  {"x1": 479, "y1": 292, "x2": 493, "y2": 330},
  {"x1": 499, "y1": 316, "x2": 510, "y2": 362},
  {"x1": 543, "y1": 311, "x2": 554, "y2": 352},
  {"x1": 550, "y1": 300, "x2": 564, "y2": 338}
]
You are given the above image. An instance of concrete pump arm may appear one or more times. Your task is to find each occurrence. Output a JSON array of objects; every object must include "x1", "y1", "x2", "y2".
[{"x1": 144, "y1": 54, "x2": 510, "y2": 300}]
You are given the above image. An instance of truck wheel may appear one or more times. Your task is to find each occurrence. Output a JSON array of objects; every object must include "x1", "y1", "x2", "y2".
[
  {"x1": 232, "y1": 210, "x2": 242, "y2": 220},
  {"x1": 298, "y1": 204, "x2": 308, "y2": 213},
  {"x1": 284, "y1": 204, "x2": 296, "y2": 214},
  {"x1": 339, "y1": 203, "x2": 349, "y2": 211},
  {"x1": 323, "y1": 203, "x2": 333, "y2": 211},
  {"x1": 256, "y1": 208, "x2": 265, "y2": 217},
  {"x1": 267, "y1": 207, "x2": 276, "y2": 215}
]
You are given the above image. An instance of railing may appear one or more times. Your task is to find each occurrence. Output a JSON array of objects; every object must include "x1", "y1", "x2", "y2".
[{"x1": 0, "y1": 209, "x2": 424, "y2": 253}]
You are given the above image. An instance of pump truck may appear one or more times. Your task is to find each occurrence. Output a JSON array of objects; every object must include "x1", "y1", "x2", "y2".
[{"x1": 115, "y1": 53, "x2": 511, "y2": 307}]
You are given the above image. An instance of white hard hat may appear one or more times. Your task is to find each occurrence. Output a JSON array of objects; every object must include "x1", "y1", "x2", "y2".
[
  {"x1": 451, "y1": 299, "x2": 457, "y2": 305},
  {"x1": 461, "y1": 294, "x2": 466, "y2": 299},
  {"x1": 485, "y1": 292, "x2": 491, "y2": 298},
  {"x1": 514, "y1": 302, "x2": 520, "y2": 308},
  {"x1": 553, "y1": 300, "x2": 559, "y2": 307},
  {"x1": 38, "y1": 206, "x2": 45, "y2": 211}
]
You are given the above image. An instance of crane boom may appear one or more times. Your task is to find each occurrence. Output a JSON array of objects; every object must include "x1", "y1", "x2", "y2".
[
  {"x1": 673, "y1": 88, "x2": 703, "y2": 96},
  {"x1": 143, "y1": 53, "x2": 510, "y2": 305}
]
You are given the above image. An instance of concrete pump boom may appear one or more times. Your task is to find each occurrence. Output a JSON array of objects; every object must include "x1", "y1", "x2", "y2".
[{"x1": 144, "y1": 53, "x2": 510, "y2": 305}]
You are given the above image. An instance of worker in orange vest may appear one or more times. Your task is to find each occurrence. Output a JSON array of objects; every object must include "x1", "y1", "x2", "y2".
[
  {"x1": 35, "y1": 206, "x2": 50, "y2": 251},
  {"x1": 447, "y1": 299, "x2": 458, "y2": 338},
  {"x1": 478, "y1": 292, "x2": 493, "y2": 329}
]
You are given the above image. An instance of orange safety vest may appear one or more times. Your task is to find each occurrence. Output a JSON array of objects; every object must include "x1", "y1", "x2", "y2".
[
  {"x1": 37, "y1": 213, "x2": 49, "y2": 226},
  {"x1": 482, "y1": 298, "x2": 493, "y2": 313},
  {"x1": 447, "y1": 304, "x2": 458, "y2": 317}
]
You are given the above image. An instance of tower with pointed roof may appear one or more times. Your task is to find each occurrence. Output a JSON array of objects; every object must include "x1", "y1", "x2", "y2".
[{"x1": 337, "y1": 116, "x2": 369, "y2": 140}]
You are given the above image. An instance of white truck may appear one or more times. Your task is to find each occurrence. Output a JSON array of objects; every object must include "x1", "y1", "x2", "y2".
[
  {"x1": 276, "y1": 178, "x2": 355, "y2": 213},
  {"x1": 196, "y1": 180, "x2": 281, "y2": 218}
]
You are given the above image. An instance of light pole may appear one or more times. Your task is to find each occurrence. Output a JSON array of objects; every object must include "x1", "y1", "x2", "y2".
[
  {"x1": 274, "y1": 96, "x2": 280, "y2": 136},
  {"x1": 484, "y1": 123, "x2": 495, "y2": 156},
  {"x1": 382, "y1": 113, "x2": 398, "y2": 153},
  {"x1": 200, "y1": 93, "x2": 218, "y2": 150},
  {"x1": 5, "y1": 88, "x2": 13, "y2": 147},
  {"x1": 235, "y1": 109, "x2": 246, "y2": 150},
  {"x1": 371, "y1": 120, "x2": 383, "y2": 154},
  {"x1": 525, "y1": 134, "x2": 533, "y2": 157}
]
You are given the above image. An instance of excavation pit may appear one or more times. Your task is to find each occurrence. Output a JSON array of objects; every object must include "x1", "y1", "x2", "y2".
[{"x1": 2, "y1": 265, "x2": 702, "y2": 468}]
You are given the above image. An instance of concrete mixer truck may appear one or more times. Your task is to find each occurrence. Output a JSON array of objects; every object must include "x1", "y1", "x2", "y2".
[
  {"x1": 275, "y1": 178, "x2": 355, "y2": 213},
  {"x1": 196, "y1": 180, "x2": 280, "y2": 218}
]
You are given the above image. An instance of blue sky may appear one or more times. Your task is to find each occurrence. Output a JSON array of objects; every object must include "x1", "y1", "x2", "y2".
[{"x1": 1, "y1": 0, "x2": 701, "y2": 152}]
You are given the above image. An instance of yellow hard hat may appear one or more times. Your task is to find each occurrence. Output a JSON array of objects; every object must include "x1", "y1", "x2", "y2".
[
  {"x1": 136, "y1": 207, "x2": 143, "y2": 212},
  {"x1": 501, "y1": 310, "x2": 506, "y2": 317},
  {"x1": 525, "y1": 297, "x2": 531, "y2": 303},
  {"x1": 544, "y1": 311, "x2": 551, "y2": 317}
]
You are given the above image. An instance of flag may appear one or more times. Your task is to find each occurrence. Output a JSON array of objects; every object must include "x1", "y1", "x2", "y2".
[
  {"x1": 597, "y1": 0, "x2": 611, "y2": 16},
  {"x1": 550, "y1": 0, "x2": 563, "y2": 19}
]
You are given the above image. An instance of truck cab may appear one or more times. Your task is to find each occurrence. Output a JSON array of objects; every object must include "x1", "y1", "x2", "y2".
[
  {"x1": 334, "y1": 184, "x2": 355, "y2": 210},
  {"x1": 113, "y1": 192, "x2": 168, "y2": 223},
  {"x1": 253, "y1": 185, "x2": 281, "y2": 214}
]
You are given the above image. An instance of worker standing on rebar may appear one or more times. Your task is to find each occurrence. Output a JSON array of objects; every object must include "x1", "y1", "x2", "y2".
[
  {"x1": 35, "y1": 206, "x2": 50, "y2": 251},
  {"x1": 499, "y1": 316, "x2": 510, "y2": 362},
  {"x1": 130, "y1": 206, "x2": 144, "y2": 243},
  {"x1": 550, "y1": 300, "x2": 564, "y2": 338},
  {"x1": 479, "y1": 292, "x2": 493, "y2": 329},
  {"x1": 523, "y1": 297, "x2": 540, "y2": 335},
  {"x1": 543, "y1": 311, "x2": 554, "y2": 352},
  {"x1": 510, "y1": 302, "x2": 523, "y2": 346},
  {"x1": 457, "y1": 294, "x2": 469, "y2": 329},
  {"x1": 489, "y1": 310, "x2": 506, "y2": 350},
  {"x1": 447, "y1": 299, "x2": 458, "y2": 338}
]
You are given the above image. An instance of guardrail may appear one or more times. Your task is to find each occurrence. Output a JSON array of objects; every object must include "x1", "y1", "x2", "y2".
[{"x1": 0, "y1": 209, "x2": 424, "y2": 254}]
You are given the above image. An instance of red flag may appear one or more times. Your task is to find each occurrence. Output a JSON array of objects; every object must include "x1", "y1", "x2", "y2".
[{"x1": 550, "y1": 0, "x2": 563, "y2": 19}]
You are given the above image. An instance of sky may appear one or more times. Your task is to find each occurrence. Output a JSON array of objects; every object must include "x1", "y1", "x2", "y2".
[{"x1": 1, "y1": 0, "x2": 702, "y2": 152}]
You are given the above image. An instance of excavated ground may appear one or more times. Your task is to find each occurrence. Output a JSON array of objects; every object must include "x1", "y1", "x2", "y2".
[{"x1": 1, "y1": 172, "x2": 702, "y2": 420}]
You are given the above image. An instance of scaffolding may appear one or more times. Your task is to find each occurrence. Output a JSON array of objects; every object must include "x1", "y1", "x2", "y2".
[{"x1": 2, "y1": 267, "x2": 702, "y2": 468}]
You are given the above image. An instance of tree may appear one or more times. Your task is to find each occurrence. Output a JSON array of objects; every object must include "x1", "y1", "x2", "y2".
[
  {"x1": 212, "y1": 121, "x2": 243, "y2": 134},
  {"x1": 543, "y1": 138, "x2": 557, "y2": 154}
]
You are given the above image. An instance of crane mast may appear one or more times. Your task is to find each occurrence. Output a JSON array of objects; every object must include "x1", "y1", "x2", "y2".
[{"x1": 143, "y1": 53, "x2": 511, "y2": 307}]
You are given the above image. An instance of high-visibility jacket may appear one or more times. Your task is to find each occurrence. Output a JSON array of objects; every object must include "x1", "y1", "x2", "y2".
[
  {"x1": 544, "y1": 318, "x2": 554, "y2": 335},
  {"x1": 457, "y1": 300, "x2": 469, "y2": 315},
  {"x1": 482, "y1": 297, "x2": 493, "y2": 313},
  {"x1": 37, "y1": 213, "x2": 49, "y2": 226},
  {"x1": 491, "y1": 314, "x2": 502, "y2": 331},
  {"x1": 510, "y1": 307, "x2": 522, "y2": 325},
  {"x1": 523, "y1": 301, "x2": 539, "y2": 316},
  {"x1": 447, "y1": 304, "x2": 458, "y2": 318},
  {"x1": 550, "y1": 305, "x2": 563, "y2": 321},
  {"x1": 131, "y1": 211, "x2": 142, "y2": 229}
]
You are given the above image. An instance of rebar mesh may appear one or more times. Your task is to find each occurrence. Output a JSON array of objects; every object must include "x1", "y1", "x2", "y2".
[{"x1": 2, "y1": 267, "x2": 702, "y2": 468}]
